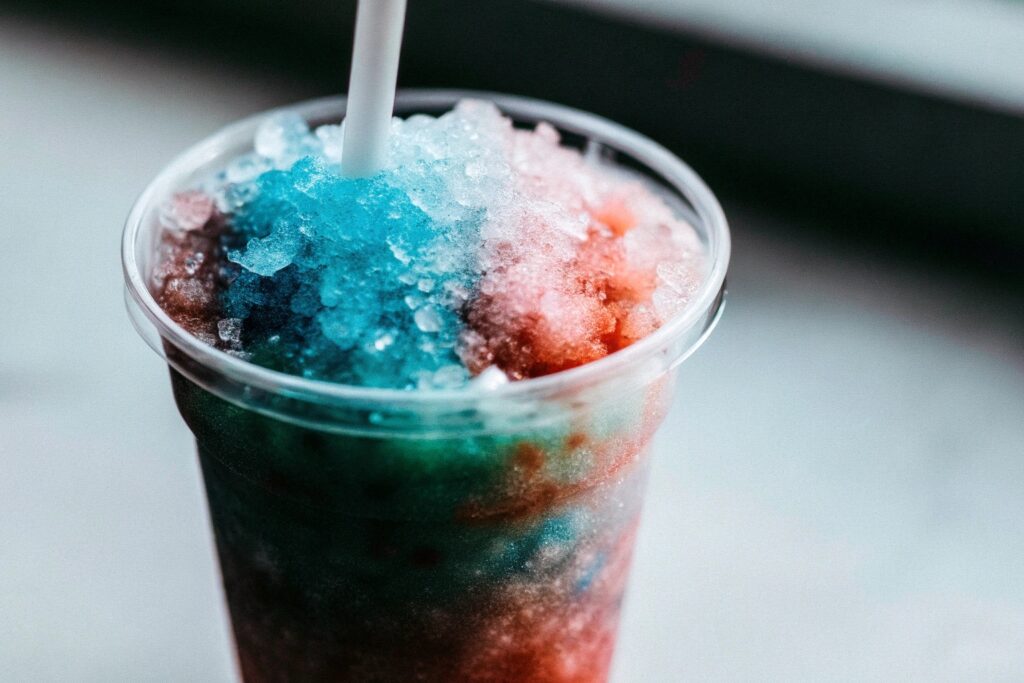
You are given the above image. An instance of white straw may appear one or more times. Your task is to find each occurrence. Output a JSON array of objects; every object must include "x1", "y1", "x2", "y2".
[{"x1": 341, "y1": 0, "x2": 407, "y2": 177}]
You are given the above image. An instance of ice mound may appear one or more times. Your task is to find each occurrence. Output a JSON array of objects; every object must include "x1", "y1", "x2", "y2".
[
  {"x1": 462, "y1": 112, "x2": 703, "y2": 379},
  {"x1": 155, "y1": 101, "x2": 704, "y2": 389}
]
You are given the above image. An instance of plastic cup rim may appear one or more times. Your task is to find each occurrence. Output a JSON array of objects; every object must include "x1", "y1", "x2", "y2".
[{"x1": 122, "y1": 88, "x2": 731, "y2": 407}]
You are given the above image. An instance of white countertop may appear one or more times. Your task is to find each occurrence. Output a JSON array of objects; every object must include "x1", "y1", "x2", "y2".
[{"x1": 2, "y1": 15, "x2": 1023, "y2": 682}]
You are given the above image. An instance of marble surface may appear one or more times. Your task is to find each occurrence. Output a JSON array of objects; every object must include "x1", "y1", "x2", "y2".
[{"x1": 2, "y1": 15, "x2": 1023, "y2": 682}]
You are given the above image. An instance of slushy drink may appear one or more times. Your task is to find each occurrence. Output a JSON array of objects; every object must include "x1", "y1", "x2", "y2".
[{"x1": 124, "y1": 92, "x2": 729, "y2": 682}]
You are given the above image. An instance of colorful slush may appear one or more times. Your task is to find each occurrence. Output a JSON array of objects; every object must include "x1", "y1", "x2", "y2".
[{"x1": 123, "y1": 92, "x2": 729, "y2": 681}]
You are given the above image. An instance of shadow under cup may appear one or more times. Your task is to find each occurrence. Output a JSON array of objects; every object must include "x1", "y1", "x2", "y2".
[{"x1": 123, "y1": 91, "x2": 730, "y2": 682}]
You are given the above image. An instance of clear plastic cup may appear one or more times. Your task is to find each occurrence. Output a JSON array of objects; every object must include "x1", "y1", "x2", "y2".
[{"x1": 123, "y1": 90, "x2": 729, "y2": 682}]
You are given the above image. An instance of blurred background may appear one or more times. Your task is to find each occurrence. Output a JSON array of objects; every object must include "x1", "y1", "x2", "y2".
[{"x1": 1, "y1": 0, "x2": 1022, "y2": 680}]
